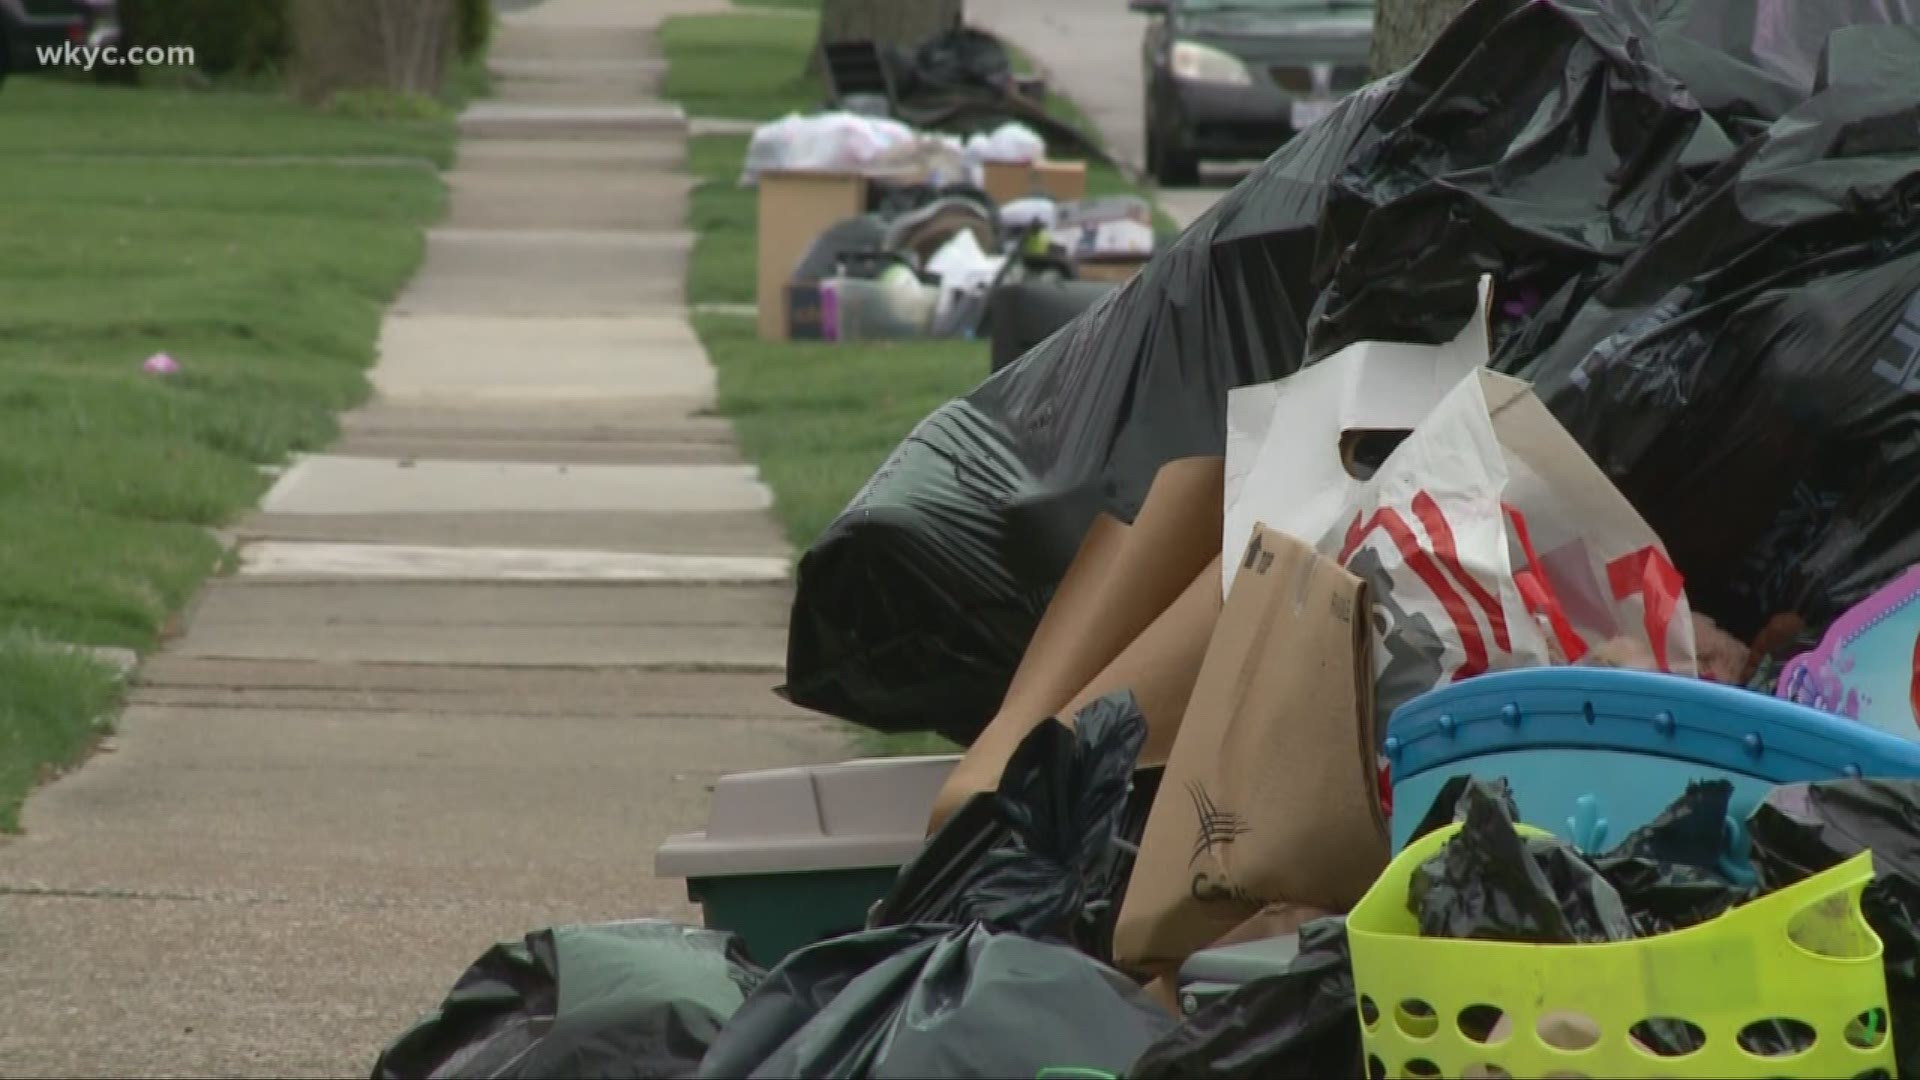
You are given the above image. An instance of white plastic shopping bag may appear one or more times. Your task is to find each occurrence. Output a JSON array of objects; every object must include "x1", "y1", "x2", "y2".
[
  {"x1": 1332, "y1": 369, "x2": 1699, "y2": 726},
  {"x1": 1222, "y1": 277, "x2": 1492, "y2": 596}
]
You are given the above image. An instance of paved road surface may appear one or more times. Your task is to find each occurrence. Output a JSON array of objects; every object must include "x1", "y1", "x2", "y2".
[
  {"x1": 0, "y1": 2, "x2": 851, "y2": 1075},
  {"x1": 967, "y1": 0, "x2": 1241, "y2": 229}
]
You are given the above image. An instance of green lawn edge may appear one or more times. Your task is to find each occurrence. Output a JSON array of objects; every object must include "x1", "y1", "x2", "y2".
[{"x1": 0, "y1": 76, "x2": 458, "y2": 828}]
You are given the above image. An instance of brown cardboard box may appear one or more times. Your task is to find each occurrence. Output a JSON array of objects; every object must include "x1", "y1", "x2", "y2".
[
  {"x1": 981, "y1": 158, "x2": 1090, "y2": 205},
  {"x1": 927, "y1": 457, "x2": 1225, "y2": 831},
  {"x1": 1033, "y1": 159, "x2": 1089, "y2": 201},
  {"x1": 756, "y1": 170, "x2": 867, "y2": 341},
  {"x1": 1113, "y1": 526, "x2": 1388, "y2": 973}
]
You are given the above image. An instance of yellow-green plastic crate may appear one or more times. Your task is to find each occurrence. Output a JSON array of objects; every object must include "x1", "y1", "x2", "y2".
[{"x1": 1347, "y1": 822, "x2": 1893, "y2": 1078}]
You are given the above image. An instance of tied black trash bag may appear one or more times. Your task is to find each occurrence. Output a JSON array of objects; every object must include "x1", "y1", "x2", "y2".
[
  {"x1": 1306, "y1": 0, "x2": 1742, "y2": 367},
  {"x1": 1748, "y1": 780, "x2": 1920, "y2": 1079},
  {"x1": 783, "y1": 75, "x2": 1402, "y2": 739},
  {"x1": 372, "y1": 921, "x2": 762, "y2": 1080},
  {"x1": 1410, "y1": 782, "x2": 1635, "y2": 945},
  {"x1": 1128, "y1": 917, "x2": 1361, "y2": 1080},
  {"x1": 1504, "y1": 69, "x2": 1920, "y2": 637},
  {"x1": 871, "y1": 690, "x2": 1148, "y2": 959},
  {"x1": 1412, "y1": 777, "x2": 1753, "y2": 938},
  {"x1": 1587, "y1": 778, "x2": 1754, "y2": 935},
  {"x1": 783, "y1": 0, "x2": 1901, "y2": 741},
  {"x1": 695, "y1": 923, "x2": 1175, "y2": 1079}
]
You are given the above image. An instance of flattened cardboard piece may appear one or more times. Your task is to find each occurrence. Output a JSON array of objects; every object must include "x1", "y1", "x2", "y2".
[
  {"x1": 756, "y1": 170, "x2": 867, "y2": 341},
  {"x1": 1141, "y1": 975, "x2": 1181, "y2": 1016},
  {"x1": 928, "y1": 456, "x2": 1225, "y2": 832},
  {"x1": 1057, "y1": 553, "x2": 1224, "y2": 769},
  {"x1": 1210, "y1": 901, "x2": 1328, "y2": 950},
  {"x1": 1115, "y1": 526, "x2": 1385, "y2": 972},
  {"x1": 1223, "y1": 275, "x2": 1494, "y2": 595}
]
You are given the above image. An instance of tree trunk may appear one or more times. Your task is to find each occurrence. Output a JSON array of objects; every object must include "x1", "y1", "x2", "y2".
[
  {"x1": 809, "y1": 0, "x2": 964, "y2": 75},
  {"x1": 1369, "y1": 0, "x2": 1471, "y2": 77},
  {"x1": 290, "y1": 0, "x2": 455, "y2": 104}
]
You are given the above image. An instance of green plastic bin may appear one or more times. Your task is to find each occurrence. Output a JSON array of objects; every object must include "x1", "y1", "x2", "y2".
[{"x1": 655, "y1": 754, "x2": 959, "y2": 968}]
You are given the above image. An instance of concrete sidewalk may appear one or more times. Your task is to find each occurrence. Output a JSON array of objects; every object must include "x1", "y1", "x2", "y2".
[{"x1": 0, "y1": 3, "x2": 849, "y2": 1076}]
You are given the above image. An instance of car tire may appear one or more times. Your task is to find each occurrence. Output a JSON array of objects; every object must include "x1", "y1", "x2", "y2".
[{"x1": 1146, "y1": 98, "x2": 1201, "y2": 187}]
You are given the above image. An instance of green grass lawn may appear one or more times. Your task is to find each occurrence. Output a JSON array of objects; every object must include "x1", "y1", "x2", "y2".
[
  {"x1": 0, "y1": 79, "x2": 452, "y2": 827},
  {"x1": 658, "y1": 13, "x2": 823, "y2": 121}
]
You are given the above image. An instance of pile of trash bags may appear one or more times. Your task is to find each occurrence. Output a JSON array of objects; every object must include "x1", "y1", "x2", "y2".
[
  {"x1": 784, "y1": 0, "x2": 1920, "y2": 741},
  {"x1": 372, "y1": 1, "x2": 1920, "y2": 1078},
  {"x1": 376, "y1": 694, "x2": 1175, "y2": 1079}
]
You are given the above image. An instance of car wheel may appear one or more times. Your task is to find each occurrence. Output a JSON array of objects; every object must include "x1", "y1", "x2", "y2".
[{"x1": 1153, "y1": 134, "x2": 1200, "y2": 187}]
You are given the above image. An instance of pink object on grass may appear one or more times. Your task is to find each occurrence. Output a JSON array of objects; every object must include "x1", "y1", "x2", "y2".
[{"x1": 143, "y1": 352, "x2": 180, "y2": 376}]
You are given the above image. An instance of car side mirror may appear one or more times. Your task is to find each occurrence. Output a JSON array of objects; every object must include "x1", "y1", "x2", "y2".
[{"x1": 1129, "y1": 0, "x2": 1169, "y2": 13}]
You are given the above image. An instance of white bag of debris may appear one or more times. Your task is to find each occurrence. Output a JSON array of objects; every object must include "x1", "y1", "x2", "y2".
[
  {"x1": 964, "y1": 121, "x2": 1046, "y2": 165},
  {"x1": 741, "y1": 112, "x2": 918, "y2": 185}
]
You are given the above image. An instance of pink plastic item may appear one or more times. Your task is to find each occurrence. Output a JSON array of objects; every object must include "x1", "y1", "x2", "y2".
[
  {"x1": 142, "y1": 352, "x2": 180, "y2": 376},
  {"x1": 1779, "y1": 563, "x2": 1920, "y2": 742}
]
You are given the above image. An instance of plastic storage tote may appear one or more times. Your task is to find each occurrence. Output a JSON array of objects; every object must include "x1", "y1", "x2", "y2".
[
  {"x1": 1385, "y1": 668, "x2": 1920, "y2": 861},
  {"x1": 820, "y1": 274, "x2": 937, "y2": 341},
  {"x1": 1348, "y1": 822, "x2": 1893, "y2": 1079},
  {"x1": 655, "y1": 754, "x2": 957, "y2": 967},
  {"x1": 1176, "y1": 933, "x2": 1303, "y2": 1015}
]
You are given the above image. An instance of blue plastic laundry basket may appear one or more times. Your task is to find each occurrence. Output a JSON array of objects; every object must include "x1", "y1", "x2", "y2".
[{"x1": 1384, "y1": 668, "x2": 1920, "y2": 869}]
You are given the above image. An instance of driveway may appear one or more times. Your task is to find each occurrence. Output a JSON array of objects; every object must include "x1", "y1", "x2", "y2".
[{"x1": 967, "y1": 0, "x2": 1237, "y2": 229}]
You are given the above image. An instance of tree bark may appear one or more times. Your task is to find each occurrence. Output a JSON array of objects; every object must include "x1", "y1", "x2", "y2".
[
  {"x1": 810, "y1": 0, "x2": 964, "y2": 75},
  {"x1": 1369, "y1": 0, "x2": 1471, "y2": 77},
  {"x1": 290, "y1": 0, "x2": 455, "y2": 104}
]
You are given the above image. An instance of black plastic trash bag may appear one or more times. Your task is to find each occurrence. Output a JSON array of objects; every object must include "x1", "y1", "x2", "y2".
[
  {"x1": 1748, "y1": 780, "x2": 1920, "y2": 1079},
  {"x1": 1644, "y1": 0, "x2": 1920, "y2": 133},
  {"x1": 1505, "y1": 71, "x2": 1920, "y2": 637},
  {"x1": 871, "y1": 691, "x2": 1152, "y2": 963},
  {"x1": 1410, "y1": 782, "x2": 1635, "y2": 945},
  {"x1": 696, "y1": 923, "x2": 1176, "y2": 1079},
  {"x1": 1306, "y1": 0, "x2": 1741, "y2": 366},
  {"x1": 1129, "y1": 917, "x2": 1361, "y2": 1080},
  {"x1": 1409, "y1": 777, "x2": 1750, "y2": 938},
  {"x1": 1587, "y1": 779, "x2": 1752, "y2": 935},
  {"x1": 782, "y1": 75, "x2": 1402, "y2": 738},
  {"x1": 1404, "y1": 775, "x2": 1520, "y2": 846},
  {"x1": 786, "y1": 0, "x2": 1920, "y2": 739},
  {"x1": 372, "y1": 921, "x2": 762, "y2": 1080}
]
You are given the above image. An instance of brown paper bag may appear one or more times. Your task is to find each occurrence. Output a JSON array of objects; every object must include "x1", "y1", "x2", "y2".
[
  {"x1": 1114, "y1": 525, "x2": 1388, "y2": 972},
  {"x1": 929, "y1": 457, "x2": 1224, "y2": 831}
]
